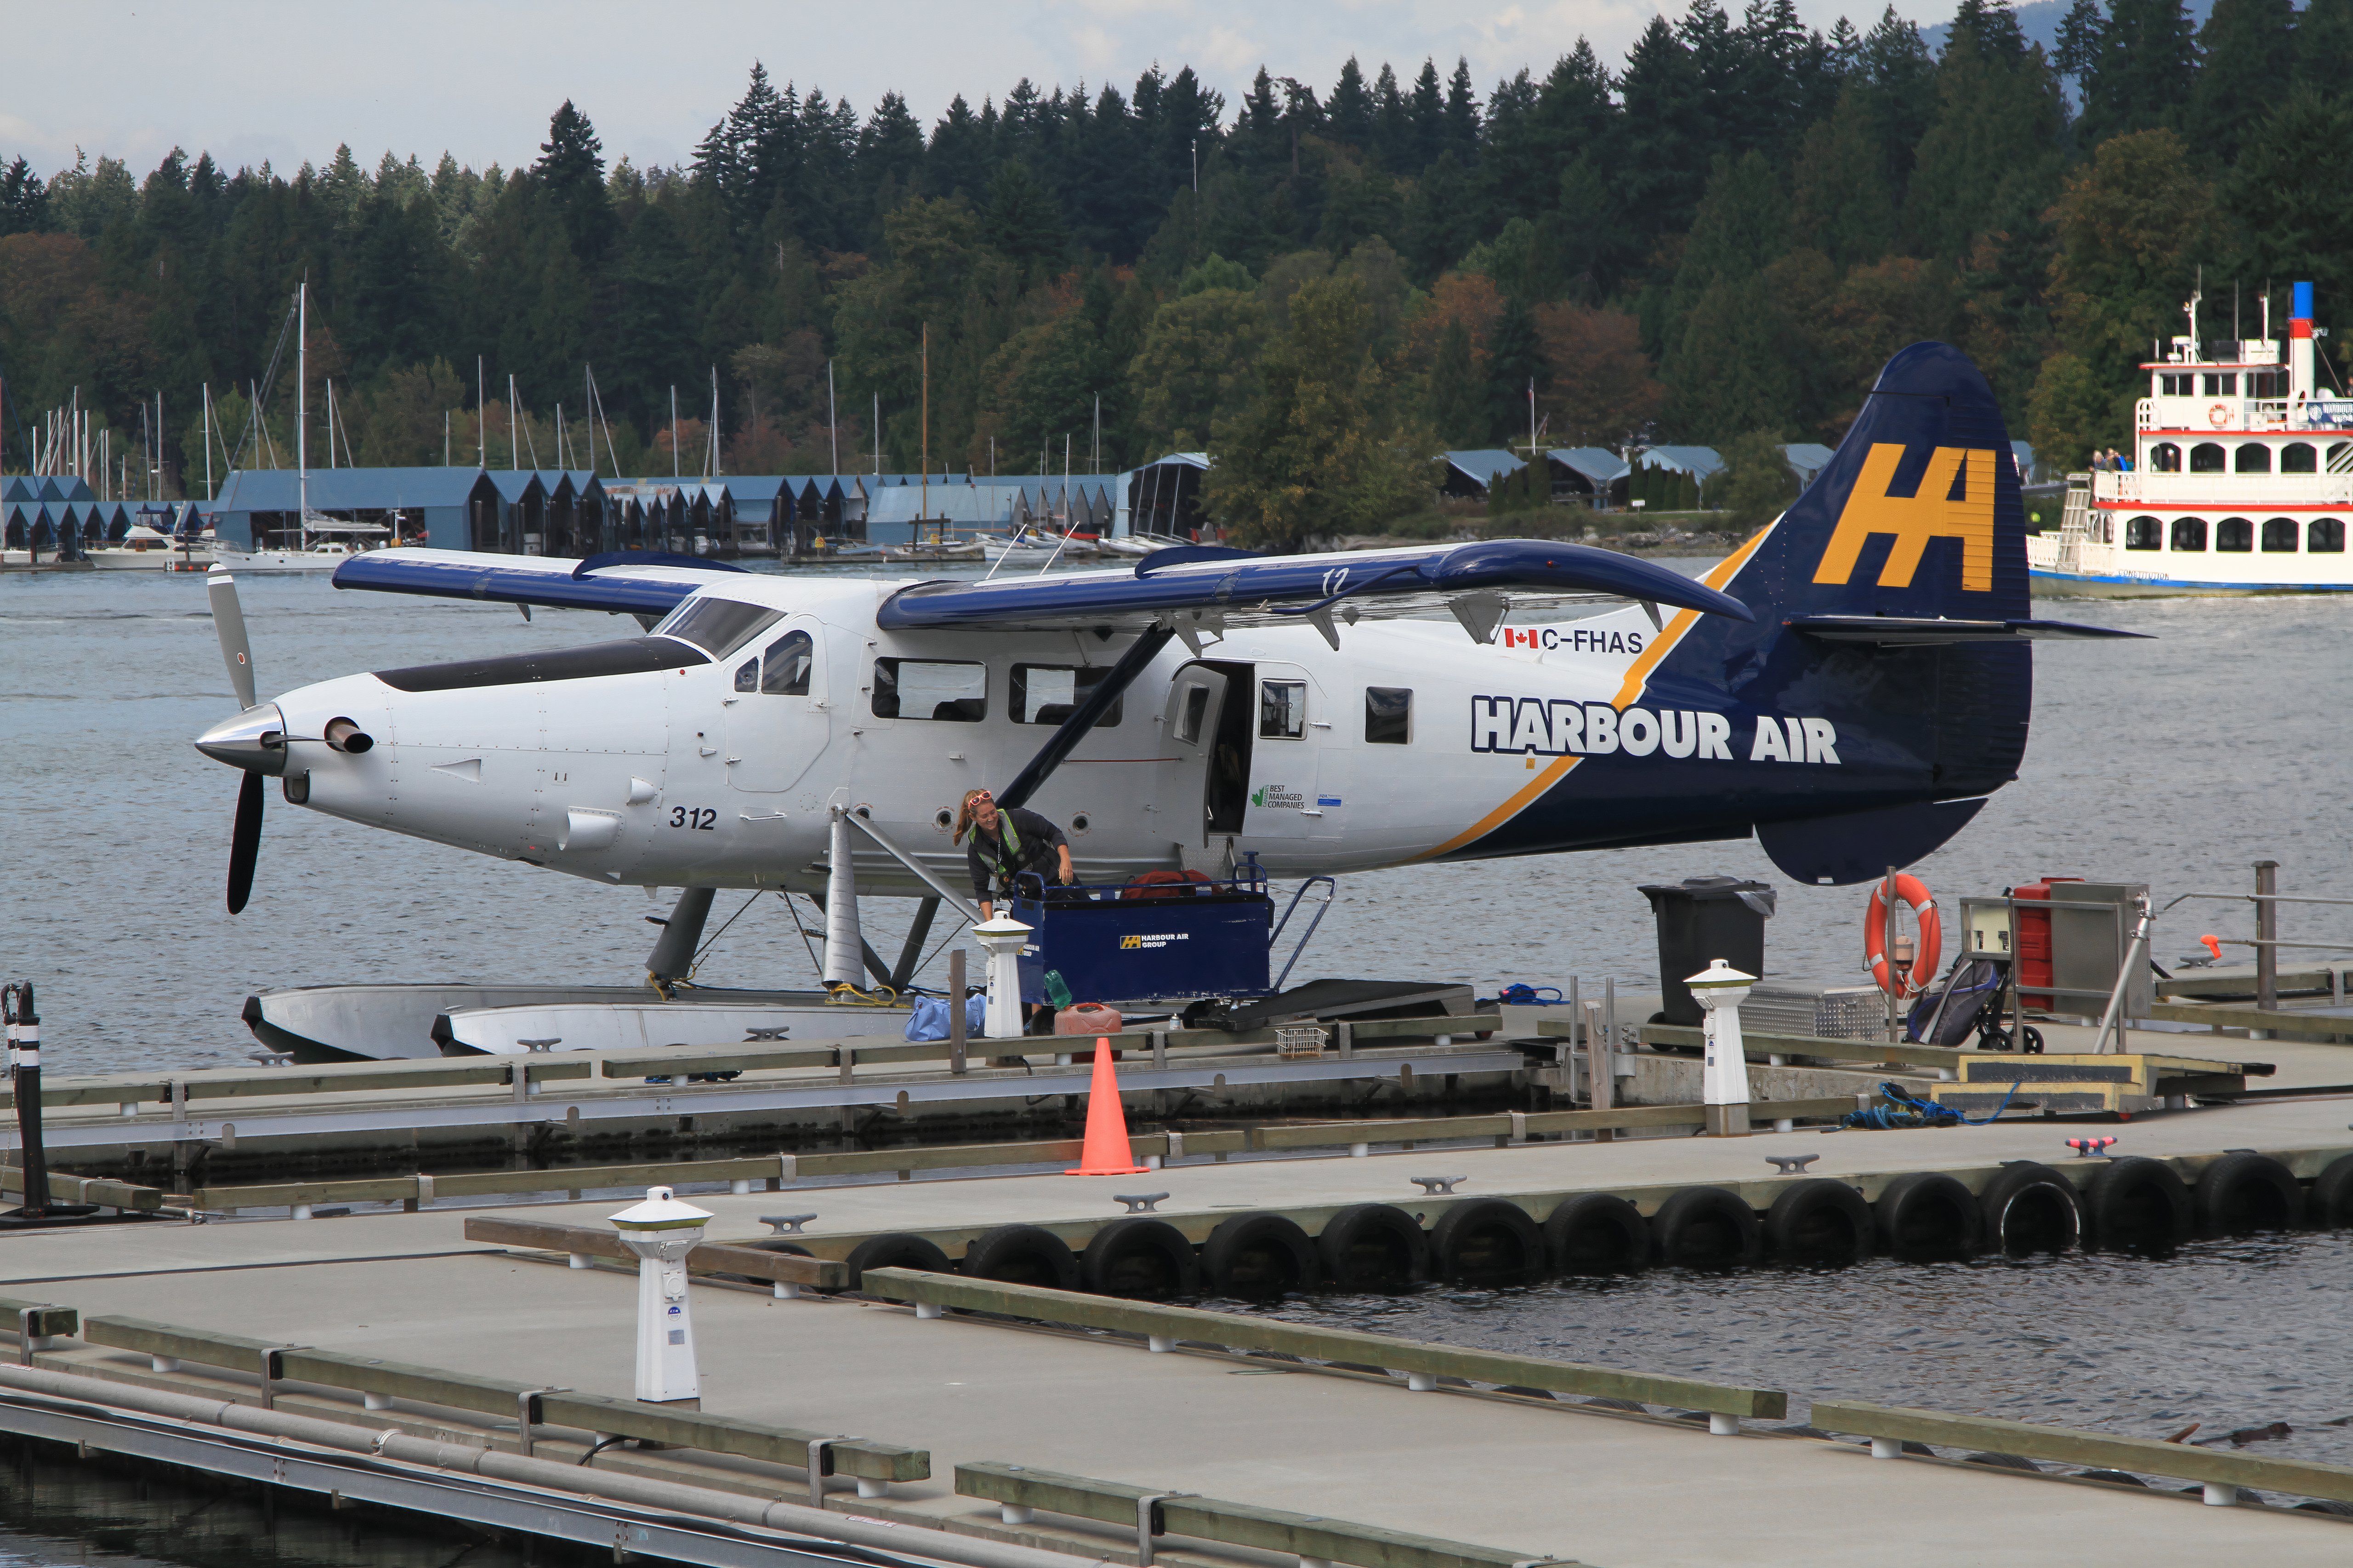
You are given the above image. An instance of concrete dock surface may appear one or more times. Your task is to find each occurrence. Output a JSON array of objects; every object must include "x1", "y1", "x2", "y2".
[{"x1": 0, "y1": 1046, "x2": 2347, "y2": 1565}]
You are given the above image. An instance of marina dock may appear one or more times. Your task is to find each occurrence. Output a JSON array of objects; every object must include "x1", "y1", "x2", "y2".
[{"x1": 0, "y1": 1023, "x2": 2348, "y2": 1567}]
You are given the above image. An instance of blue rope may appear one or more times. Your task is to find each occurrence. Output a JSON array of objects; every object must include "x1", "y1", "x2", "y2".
[
  {"x1": 1486, "y1": 983, "x2": 1566, "y2": 1006},
  {"x1": 1841, "y1": 1079, "x2": 2023, "y2": 1130}
]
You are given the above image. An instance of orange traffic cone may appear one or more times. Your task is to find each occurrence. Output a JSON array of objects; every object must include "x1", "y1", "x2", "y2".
[{"x1": 1065, "y1": 1037, "x2": 1147, "y2": 1175}]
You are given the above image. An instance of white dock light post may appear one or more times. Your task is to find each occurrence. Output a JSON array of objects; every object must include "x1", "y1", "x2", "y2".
[
  {"x1": 1687, "y1": 958, "x2": 1757, "y2": 1137},
  {"x1": 610, "y1": 1185, "x2": 712, "y2": 1406},
  {"x1": 971, "y1": 915, "x2": 1034, "y2": 1038}
]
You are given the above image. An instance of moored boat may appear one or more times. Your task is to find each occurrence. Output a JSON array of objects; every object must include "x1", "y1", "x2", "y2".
[{"x1": 2030, "y1": 280, "x2": 2353, "y2": 596}]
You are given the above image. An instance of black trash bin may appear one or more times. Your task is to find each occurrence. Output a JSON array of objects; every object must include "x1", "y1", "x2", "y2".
[{"x1": 1637, "y1": 876, "x2": 1777, "y2": 1025}]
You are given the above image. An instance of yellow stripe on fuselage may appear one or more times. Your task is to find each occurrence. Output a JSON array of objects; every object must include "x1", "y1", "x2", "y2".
[{"x1": 1416, "y1": 524, "x2": 1777, "y2": 861}]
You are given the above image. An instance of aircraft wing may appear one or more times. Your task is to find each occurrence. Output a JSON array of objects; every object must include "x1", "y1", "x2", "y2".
[
  {"x1": 877, "y1": 540, "x2": 1754, "y2": 640},
  {"x1": 330, "y1": 550, "x2": 744, "y2": 616}
]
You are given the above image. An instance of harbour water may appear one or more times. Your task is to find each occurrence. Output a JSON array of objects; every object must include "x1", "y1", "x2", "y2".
[
  {"x1": 1245, "y1": 1230, "x2": 2353, "y2": 1471},
  {"x1": 4, "y1": 560, "x2": 2345, "y2": 1071}
]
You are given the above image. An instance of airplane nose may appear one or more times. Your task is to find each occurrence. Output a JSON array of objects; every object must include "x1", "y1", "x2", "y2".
[{"x1": 195, "y1": 704, "x2": 290, "y2": 776}]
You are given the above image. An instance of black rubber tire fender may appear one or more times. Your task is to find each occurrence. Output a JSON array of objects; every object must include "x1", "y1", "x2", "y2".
[
  {"x1": 1429, "y1": 1199, "x2": 1547, "y2": 1285},
  {"x1": 962, "y1": 1223, "x2": 1080, "y2": 1290},
  {"x1": 2312, "y1": 1153, "x2": 2353, "y2": 1229},
  {"x1": 2085, "y1": 1156, "x2": 2192, "y2": 1250},
  {"x1": 1874, "y1": 1172, "x2": 1983, "y2": 1261},
  {"x1": 1315, "y1": 1203, "x2": 1431, "y2": 1290},
  {"x1": 1080, "y1": 1217, "x2": 1200, "y2": 1299},
  {"x1": 1651, "y1": 1186, "x2": 1762, "y2": 1267},
  {"x1": 1763, "y1": 1179, "x2": 1874, "y2": 1263},
  {"x1": 1202, "y1": 1213, "x2": 1317, "y2": 1295},
  {"x1": 841, "y1": 1232, "x2": 952, "y2": 1293},
  {"x1": 1543, "y1": 1193, "x2": 1650, "y2": 1273},
  {"x1": 1978, "y1": 1161, "x2": 2081, "y2": 1254},
  {"x1": 2193, "y1": 1150, "x2": 2304, "y2": 1234}
]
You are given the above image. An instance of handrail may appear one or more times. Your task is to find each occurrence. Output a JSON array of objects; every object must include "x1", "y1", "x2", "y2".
[
  {"x1": 861, "y1": 1267, "x2": 1787, "y2": 1420},
  {"x1": 0, "y1": 1012, "x2": 1504, "y2": 1115},
  {"x1": 1270, "y1": 876, "x2": 1336, "y2": 992},
  {"x1": 1809, "y1": 1399, "x2": 2353, "y2": 1505},
  {"x1": 956, "y1": 1461, "x2": 1566, "y2": 1568},
  {"x1": 174, "y1": 1096, "x2": 1860, "y2": 1214},
  {"x1": 75, "y1": 1312, "x2": 923, "y2": 1483}
]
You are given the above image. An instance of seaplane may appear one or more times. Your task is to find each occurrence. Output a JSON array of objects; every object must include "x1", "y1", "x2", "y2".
[{"x1": 196, "y1": 345, "x2": 2136, "y2": 1058}]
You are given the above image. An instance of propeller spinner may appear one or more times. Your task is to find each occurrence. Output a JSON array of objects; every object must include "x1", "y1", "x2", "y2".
[{"x1": 197, "y1": 570, "x2": 280, "y2": 914}]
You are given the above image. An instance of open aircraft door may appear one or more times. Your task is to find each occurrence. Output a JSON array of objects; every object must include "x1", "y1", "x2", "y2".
[{"x1": 1162, "y1": 660, "x2": 1251, "y2": 866}]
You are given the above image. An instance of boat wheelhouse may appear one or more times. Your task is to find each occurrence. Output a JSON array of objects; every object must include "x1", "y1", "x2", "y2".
[{"x1": 2029, "y1": 281, "x2": 2353, "y2": 594}]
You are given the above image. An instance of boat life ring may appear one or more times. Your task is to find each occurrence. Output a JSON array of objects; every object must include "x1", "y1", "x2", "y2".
[
  {"x1": 2209, "y1": 402, "x2": 2232, "y2": 428},
  {"x1": 1865, "y1": 874, "x2": 1941, "y2": 998}
]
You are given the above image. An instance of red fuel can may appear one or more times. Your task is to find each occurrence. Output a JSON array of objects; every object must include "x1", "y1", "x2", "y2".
[{"x1": 2012, "y1": 877, "x2": 2083, "y2": 1011}]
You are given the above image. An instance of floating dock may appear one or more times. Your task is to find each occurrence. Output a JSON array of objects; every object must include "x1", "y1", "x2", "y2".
[{"x1": 0, "y1": 1024, "x2": 2349, "y2": 1565}]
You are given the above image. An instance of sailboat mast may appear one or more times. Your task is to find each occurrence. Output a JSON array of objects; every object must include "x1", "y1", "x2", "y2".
[
  {"x1": 297, "y1": 278, "x2": 309, "y2": 547},
  {"x1": 920, "y1": 323, "x2": 929, "y2": 523}
]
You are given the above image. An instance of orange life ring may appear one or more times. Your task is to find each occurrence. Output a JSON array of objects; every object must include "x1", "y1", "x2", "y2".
[
  {"x1": 1865, "y1": 874, "x2": 1941, "y2": 999},
  {"x1": 2208, "y1": 402, "x2": 2231, "y2": 428}
]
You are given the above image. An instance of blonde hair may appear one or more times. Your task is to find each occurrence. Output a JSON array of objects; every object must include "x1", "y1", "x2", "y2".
[{"x1": 953, "y1": 789, "x2": 996, "y2": 845}]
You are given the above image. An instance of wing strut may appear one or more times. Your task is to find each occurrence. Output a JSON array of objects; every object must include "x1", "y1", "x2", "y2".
[{"x1": 997, "y1": 626, "x2": 1176, "y2": 813}]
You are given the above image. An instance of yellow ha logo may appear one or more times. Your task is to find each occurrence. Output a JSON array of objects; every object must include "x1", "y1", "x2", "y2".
[
  {"x1": 1812, "y1": 444, "x2": 1995, "y2": 592},
  {"x1": 1119, "y1": 935, "x2": 1141, "y2": 949}
]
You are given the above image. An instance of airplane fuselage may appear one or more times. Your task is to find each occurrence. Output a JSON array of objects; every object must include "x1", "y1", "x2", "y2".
[{"x1": 261, "y1": 542, "x2": 1915, "y2": 901}]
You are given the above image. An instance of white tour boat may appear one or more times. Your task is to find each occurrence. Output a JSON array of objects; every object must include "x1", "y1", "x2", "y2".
[{"x1": 2030, "y1": 280, "x2": 2353, "y2": 595}]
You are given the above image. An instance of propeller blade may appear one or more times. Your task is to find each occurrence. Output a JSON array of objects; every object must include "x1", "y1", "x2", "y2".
[
  {"x1": 227, "y1": 769, "x2": 264, "y2": 915},
  {"x1": 207, "y1": 570, "x2": 257, "y2": 710}
]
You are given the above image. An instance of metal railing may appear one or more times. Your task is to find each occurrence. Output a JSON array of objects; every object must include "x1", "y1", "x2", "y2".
[
  {"x1": 2163, "y1": 858, "x2": 2353, "y2": 1011},
  {"x1": 861, "y1": 1267, "x2": 1786, "y2": 1423}
]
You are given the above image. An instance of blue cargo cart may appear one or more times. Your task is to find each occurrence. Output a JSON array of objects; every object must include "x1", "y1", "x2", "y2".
[{"x1": 1008, "y1": 863, "x2": 1332, "y2": 1008}]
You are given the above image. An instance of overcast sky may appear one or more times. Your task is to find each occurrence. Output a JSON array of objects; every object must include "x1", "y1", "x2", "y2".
[{"x1": 6, "y1": 0, "x2": 1955, "y2": 182}]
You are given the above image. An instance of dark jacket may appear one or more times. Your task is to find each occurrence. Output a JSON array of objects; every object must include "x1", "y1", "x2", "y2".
[{"x1": 966, "y1": 807, "x2": 1069, "y2": 899}]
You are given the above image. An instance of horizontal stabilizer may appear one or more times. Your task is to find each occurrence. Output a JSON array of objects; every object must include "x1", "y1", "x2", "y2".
[
  {"x1": 333, "y1": 549, "x2": 742, "y2": 616},
  {"x1": 879, "y1": 538, "x2": 1754, "y2": 635},
  {"x1": 1787, "y1": 614, "x2": 2148, "y2": 645}
]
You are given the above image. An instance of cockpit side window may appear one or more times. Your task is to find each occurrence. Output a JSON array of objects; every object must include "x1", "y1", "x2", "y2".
[
  {"x1": 653, "y1": 596, "x2": 782, "y2": 658},
  {"x1": 734, "y1": 657, "x2": 758, "y2": 692},
  {"x1": 760, "y1": 630, "x2": 813, "y2": 696}
]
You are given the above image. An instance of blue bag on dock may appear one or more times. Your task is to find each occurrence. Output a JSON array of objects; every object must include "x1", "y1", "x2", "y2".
[{"x1": 904, "y1": 995, "x2": 986, "y2": 1041}]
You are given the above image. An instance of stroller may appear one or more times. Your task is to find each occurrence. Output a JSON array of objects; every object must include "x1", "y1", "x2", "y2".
[{"x1": 1903, "y1": 955, "x2": 2044, "y2": 1052}]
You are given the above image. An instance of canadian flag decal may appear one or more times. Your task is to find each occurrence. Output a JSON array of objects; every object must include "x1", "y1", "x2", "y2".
[{"x1": 1501, "y1": 627, "x2": 1542, "y2": 649}]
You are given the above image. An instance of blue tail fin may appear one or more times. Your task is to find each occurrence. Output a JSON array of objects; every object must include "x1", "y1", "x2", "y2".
[{"x1": 1661, "y1": 342, "x2": 2032, "y2": 882}]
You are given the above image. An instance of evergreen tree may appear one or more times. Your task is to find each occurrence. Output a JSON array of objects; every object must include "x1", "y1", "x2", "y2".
[
  {"x1": 1, "y1": 157, "x2": 49, "y2": 237},
  {"x1": 1904, "y1": 17, "x2": 2066, "y2": 260},
  {"x1": 1616, "y1": 18, "x2": 1709, "y2": 249},
  {"x1": 534, "y1": 100, "x2": 609, "y2": 261},
  {"x1": 2191, "y1": 0, "x2": 2295, "y2": 164},
  {"x1": 2050, "y1": 127, "x2": 2217, "y2": 387},
  {"x1": 986, "y1": 160, "x2": 1067, "y2": 284},
  {"x1": 1370, "y1": 63, "x2": 1414, "y2": 172},
  {"x1": 1410, "y1": 60, "x2": 1447, "y2": 169},
  {"x1": 1790, "y1": 88, "x2": 1896, "y2": 269},
  {"x1": 1328, "y1": 57, "x2": 1375, "y2": 148},
  {"x1": 2295, "y1": 0, "x2": 2353, "y2": 99},
  {"x1": 1486, "y1": 295, "x2": 1548, "y2": 444},
  {"x1": 2228, "y1": 89, "x2": 2353, "y2": 340},
  {"x1": 2067, "y1": 0, "x2": 2200, "y2": 142},
  {"x1": 1444, "y1": 59, "x2": 1481, "y2": 161}
]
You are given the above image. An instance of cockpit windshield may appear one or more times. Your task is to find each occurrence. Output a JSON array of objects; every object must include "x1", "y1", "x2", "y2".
[{"x1": 653, "y1": 596, "x2": 782, "y2": 658}]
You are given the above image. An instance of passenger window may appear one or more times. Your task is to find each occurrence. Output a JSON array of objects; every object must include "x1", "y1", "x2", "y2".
[
  {"x1": 2171, "y1": 517, "x2": 2208, "y2": 551},
  {"x1": 1010, "y1": 663, "x2": 1124, "y2": 726},
  {"x1": 2262, "y1": 517, "x2": 2299, "y2": 552},
  {"x1": 734, "y1": 657, "x2": 758, "y2": 693},
  {"x1": 1176, "y1": 683, "x2": 1211, "y2": 744},
  {"x1": 653, "y1": 597, "x2": 781, "y2": 658},
  {"x1": 2216, "y1": 517, "x2": 2252, "y2": 551},
  {"x1": 2125, "y1": 516, "x2": 2162, "y2": 550},
  {"x1": 1365, "y1": 687, "x2": 1412, "y2": 744},
  {"x1": 2284, "y1": 443, "x2": 2318, "y2": 473},
  {"x1": 872, "y1": 658, "x2": 985, "y2": 721},
  {"x1": 1260, "y1": 680, "x2": 1307, "y2": 739},
  {"x1": 2313, "y1": 518, "x2": 2346, "y2": 553},
  {"x1": 759, "y1": 630, "x2": 813, "y2": 696}
]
